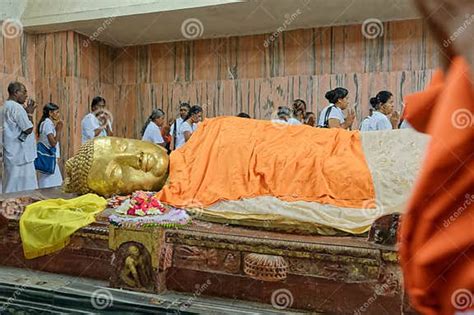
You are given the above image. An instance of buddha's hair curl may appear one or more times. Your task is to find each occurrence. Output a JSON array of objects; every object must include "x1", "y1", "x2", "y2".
[{"x1": 63, "y1": 140, "x2": 94, "y2": 194}]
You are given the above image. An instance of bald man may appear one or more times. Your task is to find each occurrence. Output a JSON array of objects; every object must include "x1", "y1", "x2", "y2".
[{"x1": 2, "y1": 82, "x2": 38, "y2": 193}]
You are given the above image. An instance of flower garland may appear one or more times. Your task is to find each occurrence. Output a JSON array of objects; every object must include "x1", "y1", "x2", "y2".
[
  {"x1": 113, "y1": 191, "x2": 166, "y2": 216},
  {"x1": 108, "y1": 208, "x2": 190, "y2": 229},
  {"x1": 107, "y1": 191, "x2": 191, "y2": 229}
]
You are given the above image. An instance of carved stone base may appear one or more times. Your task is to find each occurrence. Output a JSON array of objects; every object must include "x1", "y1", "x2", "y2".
[
  {"x1": 0, "y1": 188, "x2": 416, "y2": 313},
  {"x1": 0, "y1": 224, "x2": 111, "y2": 280},
  {"x1": 108, "y1": 226, "x2": 166, "y2": 293},
  {"x1": 0, "y1": 188, "x2": 111, "y2": 280},
  {"x1": 162, "y1": 222, "x2": 416, "y2": 314}
]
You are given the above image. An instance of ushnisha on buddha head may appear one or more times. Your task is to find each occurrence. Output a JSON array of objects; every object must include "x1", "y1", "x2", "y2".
[{"x1": 64, "y1": 137, "x2": 169, "y2": 196}]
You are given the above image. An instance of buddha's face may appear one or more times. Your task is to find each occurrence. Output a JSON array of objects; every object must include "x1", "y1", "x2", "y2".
[{"x1": 87, "y1": 137, "x2": 169, "y2": 196}]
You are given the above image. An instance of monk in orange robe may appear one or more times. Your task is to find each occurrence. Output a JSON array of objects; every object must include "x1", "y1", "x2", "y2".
[{"x1": 399, "y1": 0, "x2": 474, "y2": 314}]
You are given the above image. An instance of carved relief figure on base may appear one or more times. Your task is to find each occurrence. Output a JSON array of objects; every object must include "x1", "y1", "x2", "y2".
[{"x1": 113, "y1": 242, "x2": 154, "y2": 291}]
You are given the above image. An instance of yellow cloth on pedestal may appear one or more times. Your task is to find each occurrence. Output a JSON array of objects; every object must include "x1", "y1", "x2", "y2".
[{"x1": 19, "y1": 194, "x2": 107, "y2": 259}]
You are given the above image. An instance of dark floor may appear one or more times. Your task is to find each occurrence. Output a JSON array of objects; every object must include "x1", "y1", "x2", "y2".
[{"x1": 0, "y1": 266, "x2": 308, "y2": 314}]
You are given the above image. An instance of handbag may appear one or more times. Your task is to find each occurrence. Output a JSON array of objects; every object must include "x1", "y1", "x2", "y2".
[
  {"x1": 317, "y1": 105, "x2": 335, "y2": 128},
  {"x1": 34, "y1": 142, "x2": 57, "y2": 174}
]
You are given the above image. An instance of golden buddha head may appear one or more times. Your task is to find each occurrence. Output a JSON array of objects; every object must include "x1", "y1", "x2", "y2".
[{"x1": 64, "y1": 137, "x2": 169, "y2": 196}]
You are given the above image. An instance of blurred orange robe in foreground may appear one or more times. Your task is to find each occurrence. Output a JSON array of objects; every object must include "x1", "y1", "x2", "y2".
[{"x1": 399, "y1": 57, "x2": 474, "y2": 315}]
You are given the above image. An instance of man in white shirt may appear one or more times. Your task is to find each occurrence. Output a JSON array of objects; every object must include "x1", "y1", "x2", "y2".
[
  {"x1": 2, "y1": 82, "x2": 38, "y2": 193},
  {"x1": 169, "y1": 102, "x2": 190, "y2": 150},
  {"x1": 175, "y1": 121, "x2": 194, "y2": 149},
  {"x1": 81, "y1": 96, "x2": 113, "y2": 143}
]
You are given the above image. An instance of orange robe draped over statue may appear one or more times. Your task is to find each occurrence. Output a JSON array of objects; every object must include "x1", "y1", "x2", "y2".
[
  {"x1": 157, "y1": 116, "x2": 375, "y2": 209},
  {"x1": 399, "y1": 57, "x2": 474, "y2": 315}
]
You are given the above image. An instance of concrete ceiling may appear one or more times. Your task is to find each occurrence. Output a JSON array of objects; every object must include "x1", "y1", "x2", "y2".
[{"x1": 22, "y1": 0, "x2": 420, "y2": 47}]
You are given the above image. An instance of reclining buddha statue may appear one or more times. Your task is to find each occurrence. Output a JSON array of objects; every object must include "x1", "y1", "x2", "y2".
[{"x1": 64, "y1": 117, "x2": 429, "y2": 235}]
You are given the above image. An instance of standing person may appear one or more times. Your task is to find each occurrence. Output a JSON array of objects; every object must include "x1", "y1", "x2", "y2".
[
  {"x1": 398, "y1": 104, "x2": 413, "y2": 129},
  {"x1": 304, "y1": 112, "x2": 316, "y2": 127},
  {"x1": 367, "y1": 91, "x2": 399, "y2": 131},
  {"x1": 399, "y1": 119, "x2": 412, "y2": 129},
  {"x1": 359, "y1": 108, "x2": 374, "y2": 131},
  {"x1": 141, "y1": 109, "x2": 166, "y2": 147},
  {"x1": 237, "y1": 112, "x2": 251, "y2": 118},
  {"x1": 271, "y1": 106, "x2": 292, "y2": 124},
  {"x1": 170, "y1": 102, "x2": 191, "y2": 150},
  {"x1": 161, "y1": 120, "x2": 172, "y2": 153},
  {"x1": 175, "y1": 105, "x2": 202, "y2": 149},
  {"x1": 37, "y1": 103, "x2": 63, "y2": 188},
  {"x1": 2, "y1": 82, "x2": 38, "y2": 193},
  {"x1": 317, "y1": 88, "x2": 355, "y2": 129},
  {"x1": 81, "y1": 96, "x2": 113, "y2": 144},
  {"x1": 288, "y1": 99, "x2": 306, "y2": 125}
]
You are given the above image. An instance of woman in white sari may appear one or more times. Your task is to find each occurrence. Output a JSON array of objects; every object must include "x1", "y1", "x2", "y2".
[{"x1": 37, "y1": 103, "x2": 63, "y2": 188}]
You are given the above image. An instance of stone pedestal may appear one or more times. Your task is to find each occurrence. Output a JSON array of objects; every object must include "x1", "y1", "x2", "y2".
[
  {"x1": 108, "y1": 226, "x2": 169, "y2": 293},
  {"x1": 161, "y1": 222, "x2": 414, "y2": 314},
  {"x1": 0, "y1": 188, "x2": 415, "y2": 313}
]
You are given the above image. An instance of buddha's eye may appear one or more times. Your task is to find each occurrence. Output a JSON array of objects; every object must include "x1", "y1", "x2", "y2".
[
  {"x1": 105, "y1": 162, "x2": 122, "y2": 180},
  {"x1": 138, "y1": 152, "x2": 144, "y2": 167},
  {"x1": 119, "y1": 144, "x2": 128, "y2": 152}
]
